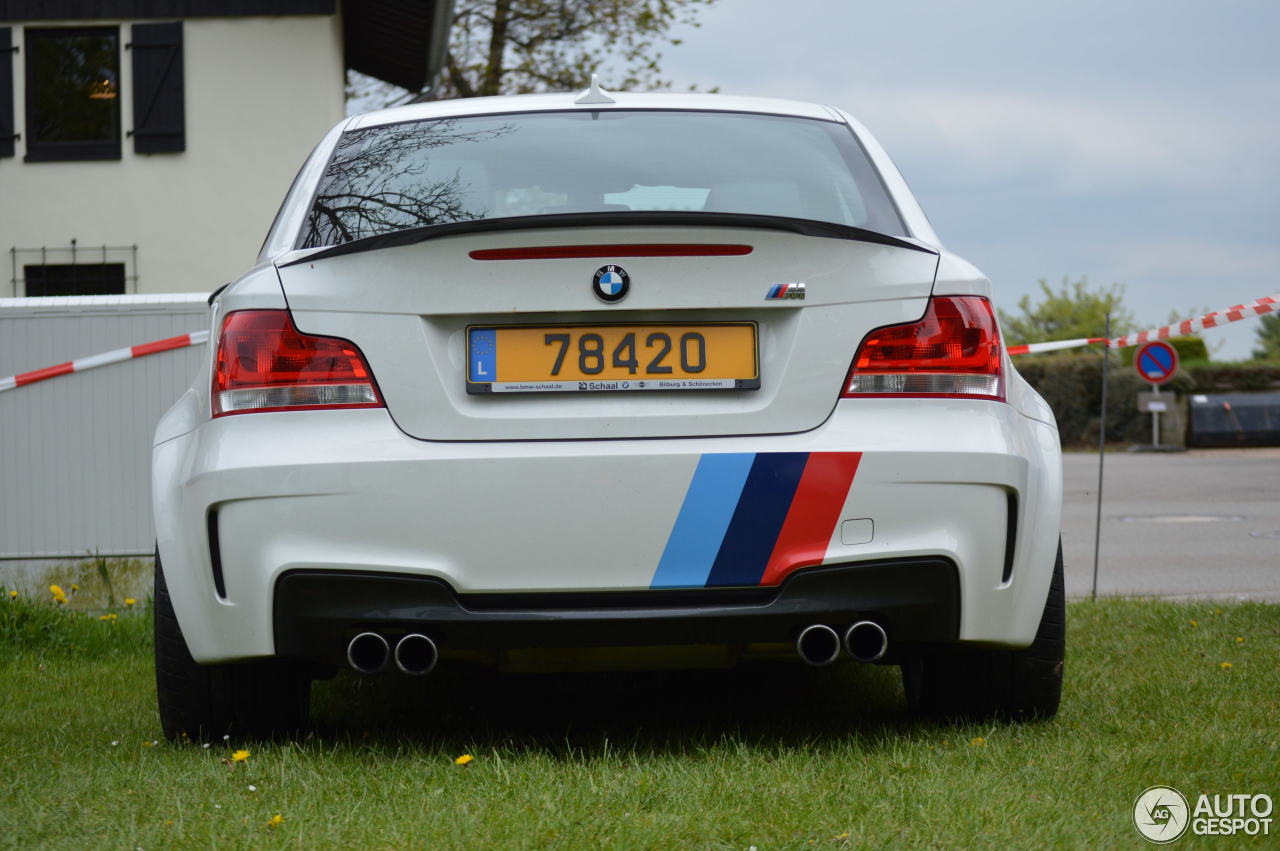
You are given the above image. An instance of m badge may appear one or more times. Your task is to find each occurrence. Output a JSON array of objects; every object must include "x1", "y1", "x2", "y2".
[{"x1": 765, "y1": 283, "x2": 805, "y2": 300}]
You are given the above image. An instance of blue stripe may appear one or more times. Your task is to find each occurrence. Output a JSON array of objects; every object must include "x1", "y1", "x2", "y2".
[
  {"x1": 704, "y1": 452, "x2": 809, "y2": 587},
  {"x1": 651, "y1": 453, "x2": 756, "y2": 588}
]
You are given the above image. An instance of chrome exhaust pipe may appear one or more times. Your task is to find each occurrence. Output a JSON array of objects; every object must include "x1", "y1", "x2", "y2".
[
  {"x1": 394, "y1": 633, "x2": 438, "y2": 676},
  {"x1": 796, "y1": 624, "x2": 841, "y2": 666},
  {"x1": 844, "y1": 620, "x2": 889, "y2": 663},
  {"x1": 347, "y1": 631, "x2": 390, "y2": 673}
]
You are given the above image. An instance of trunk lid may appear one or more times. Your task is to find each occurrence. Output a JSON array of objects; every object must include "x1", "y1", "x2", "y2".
[{"x1": 275, "y1": 224, "x2": 937, "y2": 441}]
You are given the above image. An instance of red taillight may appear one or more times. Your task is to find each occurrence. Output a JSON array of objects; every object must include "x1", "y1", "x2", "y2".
[
  {"x1": 212, "y1": 310, "x2": 383, "y2": 416},
  {"x1": 842, "y1": 296, "x2": 1004, "y2": 400}
]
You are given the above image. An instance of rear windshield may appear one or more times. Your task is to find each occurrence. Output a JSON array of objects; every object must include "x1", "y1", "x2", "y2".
[{"x1": 298, "y1": 110, "x2": 906, "y2": 249}]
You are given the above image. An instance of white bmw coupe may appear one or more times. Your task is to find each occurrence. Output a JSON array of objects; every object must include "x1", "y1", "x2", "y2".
[{"x1": 152, "y1": 83, "x2": 1064, "y2": 739}]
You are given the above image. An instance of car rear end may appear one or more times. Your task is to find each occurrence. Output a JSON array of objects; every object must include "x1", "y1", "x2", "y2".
[{"x1": 152, "y1": 93, "x2": 1062, "y2": 733}]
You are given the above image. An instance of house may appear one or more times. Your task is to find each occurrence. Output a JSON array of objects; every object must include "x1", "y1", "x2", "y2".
[{"x1": 0, "y1": 0, "x2": 451, "y2": 299}]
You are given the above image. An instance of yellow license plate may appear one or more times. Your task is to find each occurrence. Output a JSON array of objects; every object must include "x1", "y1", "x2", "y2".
[{"x1": 466, "y1": 323, "x2": 759, "y2": 393}]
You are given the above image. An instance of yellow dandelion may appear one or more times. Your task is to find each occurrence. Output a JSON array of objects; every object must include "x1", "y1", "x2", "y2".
[
  {"x1": 1236, "y1": 636, "x2": 1244, "y2": 644},
  {"x1": 124, "y1": 598, "x2": 136, "y2": 607},
  {"x1": 98, "y1": 613, "x2": 118, "y2": 621},
  {"x1": 1214, "y1": 608, "x2": 1222, "y2": 615},
  {"x1": 454, "y1": 754, "x2": 474, "y2": 766},
  {"x1": 8, "y1": 590, "x2": 16, "y2": 598},
  {"x1": 971, "y1": 737, "x2": 986, "y2": 746},
  {"x1": 230, "y1": 749, "x2": 250, "y2": 762},
  {"x1": 1220, "y1": 662, "x2": 1233, "y2": 670},
  {"x1": 49, "y1": 584, "x2": 67, "y2": 605},
  {"x1": 266, "y1": 814, "x2": 284, "y2": 829},
  {"x1": 1188, "y1": 620, "x2": 1197, "y2": 627}
]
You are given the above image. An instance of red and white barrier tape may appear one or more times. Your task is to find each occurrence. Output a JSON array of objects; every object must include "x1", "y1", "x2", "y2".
[
  {"x1": 1008, "y1": 292, "x2": 1278, "y2": 355},
  {"x1": 0, "y1": 330, "x2": 209, "y2": 393},
  {"x1": 1108, "y1": 293, "x2": 1277, "y2": 349},
  {"x1": 1006, "y1": 337, "x2": 1109, "y2": 356}
]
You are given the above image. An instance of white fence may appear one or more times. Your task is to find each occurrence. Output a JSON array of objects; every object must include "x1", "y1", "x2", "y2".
[{"x1": 0, "y1": 295, "x2": 208, "y2": 560}]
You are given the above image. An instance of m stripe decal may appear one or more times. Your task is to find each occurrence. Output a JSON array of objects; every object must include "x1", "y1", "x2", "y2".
[
  {"x1": 704, "y1": 453, "x2": 809, "y2": 586},
  {"x1": 651, "y1": 453, "x2": 755, "y2": 588},
  {"x1": 649, "y1": 451, "x2": 863, "y2": 589},
  {"x1": 758, "y1": 452, "x2": 863, "y2": 586}
]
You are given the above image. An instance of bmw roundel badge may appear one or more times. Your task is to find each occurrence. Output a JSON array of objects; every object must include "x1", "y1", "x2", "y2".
[{"x1": 593, "y1": 264, "x2": 630, "y2": 303}]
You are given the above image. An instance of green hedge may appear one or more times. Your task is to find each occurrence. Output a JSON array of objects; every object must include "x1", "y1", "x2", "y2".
[{"x1": 1012, "y1": 353, "x2": 1280, "y2": 447}]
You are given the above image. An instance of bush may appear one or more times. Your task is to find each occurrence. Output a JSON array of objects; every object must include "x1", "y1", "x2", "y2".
[
  {"x1": 1012, "y1": 353, "x2": 1280, "y2": 447},
  {"x1": 1184, "y1": 362, "x2": 1280, "y2": 391}
]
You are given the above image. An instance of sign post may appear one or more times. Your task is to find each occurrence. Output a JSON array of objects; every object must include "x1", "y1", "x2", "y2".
[
  {"x1": 1092, "y1": 314, "x2": 1110, "y2": 599},
  {"x1": 1133, "y1": 340, "x2": 1179, "y2": 447}
]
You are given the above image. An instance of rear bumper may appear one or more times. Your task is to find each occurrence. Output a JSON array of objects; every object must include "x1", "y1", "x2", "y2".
[
  {"x1": 274, "y1": 558, "x2": 960, "y2": 667},
  {"x1": 154, "y1": 398, "x2": 1062, "y2": 663}
]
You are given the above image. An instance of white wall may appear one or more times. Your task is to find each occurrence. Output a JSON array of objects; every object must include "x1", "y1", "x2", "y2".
[{"x1": 0, "y1": 15, "x2": 344, "y2": 297}]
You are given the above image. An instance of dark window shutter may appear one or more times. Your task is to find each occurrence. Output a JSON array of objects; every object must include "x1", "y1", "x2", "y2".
[
  {"x1": 1, "y1": 28, "x2": 14, "y2": 158},
  {"x1": 130, "y1": 22, "x2": 184, "y2": 154}
]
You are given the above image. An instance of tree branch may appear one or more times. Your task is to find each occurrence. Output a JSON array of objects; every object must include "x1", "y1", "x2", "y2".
[{"x1": 444, "y1": 50, "x2": 477, "y2": 99}]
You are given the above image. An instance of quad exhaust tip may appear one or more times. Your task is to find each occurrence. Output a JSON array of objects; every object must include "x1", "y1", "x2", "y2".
[
  {"x1": 347, "y1": 631, "x2": 390, "y2": 673},
  {"x1": 796, "y1": 624, "x2": 841, "y2": 666},
  {"x1": 844, "y1": 620, "x2": 889, "y2": 663},
  {"x1": 394, "y1": 633, "x2": 439, "y2": 676}
]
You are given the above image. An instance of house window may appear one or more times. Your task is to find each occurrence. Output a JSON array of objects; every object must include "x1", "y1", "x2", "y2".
[
  {"x1": 24, "y1": 26, "x2": 121, "y2": 162},
  {"x1": 23, "y1": 263, "x2": 126, "y2": 296}
]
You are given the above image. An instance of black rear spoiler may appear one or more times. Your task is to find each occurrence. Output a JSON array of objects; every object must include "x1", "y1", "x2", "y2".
[{"x1": 280, "y1": 211, "x2": 937, "y2": 266}]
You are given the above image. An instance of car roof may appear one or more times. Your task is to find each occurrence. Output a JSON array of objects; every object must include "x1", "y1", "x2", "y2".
[{"x1": 345, "y1": 91, "x2": 846, "y2": 131}]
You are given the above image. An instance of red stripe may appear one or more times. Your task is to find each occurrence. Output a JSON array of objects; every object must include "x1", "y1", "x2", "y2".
[
  {"x1": 1226, "y1": 309, "x2": 1244, "y2": 322},
  {"x1": 1179, "y1": 320, "x2": 1193, "y2": 335},
  {"x1": 132, "y1": 334, "x2": 192, "y2": 357},
  {"x1": 1259, "y1": 296, "x2": 1276, "y2": 305},
  {"x1": 1202, "y1": 313, "x2": 1218, "y2": 327},
  {"x1": 1087, "y1": 337, "x2": 1109, "y2": 344},
  {"x1": 1157, "y1": 326, "x2": 1171, "y2": 339},
  {"x1": 1006, "y1": 344, "x2": 1030, "y2": 355},
  {"x1": 758, "y1": 452, "x2": 862, "y2": 586},
  {"x1": 468, "y1": 243, "x2": 753, "y2": 260},
  {"x1": 15, "y1": 362, "x2": 74, "y2": 386}
]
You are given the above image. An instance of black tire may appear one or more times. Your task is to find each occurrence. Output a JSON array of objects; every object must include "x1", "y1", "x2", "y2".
[
  {"x1": 154, "y1": 548, "x2": 310, "y2": 741},
  {"x1": 903, "y1": 540, "x2": 1065, "y2": 721}
]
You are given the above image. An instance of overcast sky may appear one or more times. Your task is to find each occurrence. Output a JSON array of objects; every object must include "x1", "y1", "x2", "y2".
[{"x1": 657, "y1": 0, "x2": 1278, "y2": 358}]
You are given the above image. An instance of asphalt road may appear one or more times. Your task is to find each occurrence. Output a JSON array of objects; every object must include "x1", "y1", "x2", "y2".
[{"x1": 1061, "y1": 447, "x2": 1280, "y2": 601}]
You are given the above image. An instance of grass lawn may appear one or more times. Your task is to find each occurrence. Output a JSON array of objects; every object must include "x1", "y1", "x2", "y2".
[{"x1": 1, "y1": 594, "x2": 1277, "y2": 849}]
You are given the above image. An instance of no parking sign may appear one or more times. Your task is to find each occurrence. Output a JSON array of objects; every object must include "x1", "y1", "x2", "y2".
[{"x1": 1134, "y1": 340, "x2": 1179, "y2": 385}]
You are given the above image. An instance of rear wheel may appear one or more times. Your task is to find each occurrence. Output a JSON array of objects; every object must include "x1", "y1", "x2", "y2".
[
  {"x1": 902, "y1": 541, "x2": 1064, "y2": 721},
  {"x1": 154, "y1": 548, "x2": 310, "y2": 741}
]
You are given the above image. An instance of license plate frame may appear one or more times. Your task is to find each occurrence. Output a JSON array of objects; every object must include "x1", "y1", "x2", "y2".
[{"x1": 466, "y1": 322, "x2": 760, "y2": 394}]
